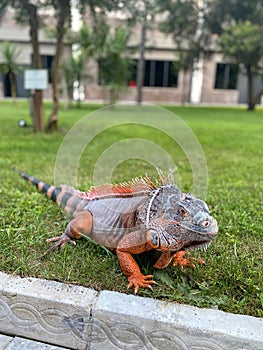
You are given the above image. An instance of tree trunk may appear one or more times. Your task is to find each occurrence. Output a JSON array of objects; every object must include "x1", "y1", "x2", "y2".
[
  {"x1": 47, "y1": 0, "x2": 70, "y2": 131},
  {"x1": 9, "y1": 71, "x2": 17, "y2": 103},
  {"x1": 136, "y1": 21, "x2": 146, "y2": 105},
  {"x1": 246, "y1": 65, "x2": 256, "y2": 111},
  {"x1": 19, "y1": 0, "x2": 44, "y2": 132},
  {"x1": 33, "y1": 90, "x2": 44, "y2": 131}
]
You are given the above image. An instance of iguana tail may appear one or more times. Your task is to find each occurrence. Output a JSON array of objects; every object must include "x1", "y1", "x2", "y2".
[
  {"x1": 19, "y1": 171, "x2": 58, "y2": 201},
  {"x1": 18, "y1": 171, "x2": 87, "y2": 216}
]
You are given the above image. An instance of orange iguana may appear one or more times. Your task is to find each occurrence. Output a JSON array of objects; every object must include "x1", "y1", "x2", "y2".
[{"x1": 18, "y1": 170, "x2": 218, "y2": 293}]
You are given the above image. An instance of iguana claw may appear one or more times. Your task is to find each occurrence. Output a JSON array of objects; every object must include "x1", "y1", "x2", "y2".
[
  {"x1": 173, "y1": 251, "x2": 205, "y2": 268},
  {"x1": 43, "y1": 234, "x2": 76, "y2": 256},
  {"x1": 127, "y1": 274, "x2": 156, "y2": 294}
]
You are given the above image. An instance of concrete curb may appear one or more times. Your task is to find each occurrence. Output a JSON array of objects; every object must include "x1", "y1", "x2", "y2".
[
  {"x1": 0, "y1": 334, "x2": 68, "y2": 350},
  {"x1": 0, "y1": 272, "x2": 262, "y2": 350}
]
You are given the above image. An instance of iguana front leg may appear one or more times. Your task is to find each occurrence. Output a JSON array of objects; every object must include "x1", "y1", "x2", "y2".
[
  {"x1": 116, "y1": 230, "x2": 156, "y2": 294},
  {"x1": 173, "y1": 251, "x2": 205, "y2": 267},
  {"x1": 45, "y1": 211, "x2": 93, "y2": 253},
  {"x1": 154, "y1": 250, "x2": 205, "y2": 269},
  {"x1": 153, "y1": 251, "x2": 175, "y2": 269}
]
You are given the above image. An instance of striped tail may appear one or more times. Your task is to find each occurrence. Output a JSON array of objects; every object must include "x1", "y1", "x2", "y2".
[
  {"x1": 19, "y1": 171, "x2": 58, "y2": 203},
  {"x1": 18, "y1": 171, "x2": 87, "y2": 216}
]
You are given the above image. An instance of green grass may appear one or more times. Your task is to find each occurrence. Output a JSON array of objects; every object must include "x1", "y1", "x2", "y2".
[{"x1": 0, "y1": 100, "x2": 262, "y2": 317}]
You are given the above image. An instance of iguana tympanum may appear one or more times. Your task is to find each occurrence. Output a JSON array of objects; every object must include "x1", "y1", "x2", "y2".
[{"x1": 19, "y1": 170, "x2": 218, "y2": 293}]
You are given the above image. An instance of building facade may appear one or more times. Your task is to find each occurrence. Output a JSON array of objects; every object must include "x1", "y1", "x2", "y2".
[
  {"x1": 0, "y1": 7, "x2": 56, "y2": 99},
  {"x1": 0, "y1": 7, "x2": 257, "y2": 105}
]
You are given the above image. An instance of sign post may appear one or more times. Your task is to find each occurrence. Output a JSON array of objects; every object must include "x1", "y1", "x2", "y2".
[{"x1": 24, "y1": 69, "x2": 48, "y2": 131}]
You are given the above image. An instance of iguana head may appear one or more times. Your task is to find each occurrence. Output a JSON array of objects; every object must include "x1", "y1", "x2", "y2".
[{"x1": 140, "y1": 183, "x2": 218, "y2": 252}]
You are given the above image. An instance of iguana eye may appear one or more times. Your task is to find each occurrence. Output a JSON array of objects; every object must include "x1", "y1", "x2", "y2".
[
  {"x1": 179, "y1": 207, "x2": 187, "y2": 216},
  {"x1": 202, "y1": 220, "x2": 209, "y2": 227}
]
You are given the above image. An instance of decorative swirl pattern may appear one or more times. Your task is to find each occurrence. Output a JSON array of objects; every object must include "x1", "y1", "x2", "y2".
[
  {"x1": 92, "y1": 318, "x2": 228, "y2": 350},
  {"x1": 62, "y1": 313, "x2": 87, "y2": 340},
  {"x1": 0, "y1": 298, "x2": 88, "y2": 340},
  {"x1": 0, "y1": 296, "x2": 259, "y2": 350}
]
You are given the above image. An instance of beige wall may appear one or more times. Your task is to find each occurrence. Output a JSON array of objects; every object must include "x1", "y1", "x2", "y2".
[{"x1": 0, "y1": 8, "x2": 57, "y2": 65}]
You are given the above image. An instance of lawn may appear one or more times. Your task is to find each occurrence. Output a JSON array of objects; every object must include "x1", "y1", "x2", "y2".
[{"x1": 0, "y1": 99, "x2": 262, "y2": 317}]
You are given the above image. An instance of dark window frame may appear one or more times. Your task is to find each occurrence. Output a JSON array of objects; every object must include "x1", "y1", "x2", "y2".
[
  {"x1": 130, "y1": 59, "x2": 178, "y2": 88},
  {"x1": 214, "y1": 63, "x2": 238, "y2": 90}
]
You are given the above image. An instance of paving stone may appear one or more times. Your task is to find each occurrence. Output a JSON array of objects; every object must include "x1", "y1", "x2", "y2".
[
  {"x1": 0, "y1": 272, "x2": 97, "y2": 350},
  {"x1": 6, "y1": 337, "x2": 69, "y2": 349},
  {"x1": 1, "y1": 272, "x2": 263, "y2": 350},
  {"x1": 90, "y1": 290, "x2": 263, "y2": 350},
  {"x1": 0, "y1": 334, "x2": 13, "y2": 349}
]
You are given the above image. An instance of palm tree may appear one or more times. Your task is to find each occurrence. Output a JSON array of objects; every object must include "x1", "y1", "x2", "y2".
[
  {"x1": 0, "y1": 41, "x2": 23, "y2": 102},
  {"x1": 61, "y1": 54, "x2": 90, "y2": 108},
  {"x1": 96, "y1": 25, "x2": 133, "y2": 105}
]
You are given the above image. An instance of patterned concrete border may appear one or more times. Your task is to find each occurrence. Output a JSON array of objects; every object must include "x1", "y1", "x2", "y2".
[{"x1": 0, "y1": 271, "x2": 262, "y2": 350}]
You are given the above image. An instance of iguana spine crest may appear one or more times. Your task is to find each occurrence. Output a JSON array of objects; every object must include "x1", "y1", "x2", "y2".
[{"x1": 87, "y1": 177, "x2": 157, "y2": 200}]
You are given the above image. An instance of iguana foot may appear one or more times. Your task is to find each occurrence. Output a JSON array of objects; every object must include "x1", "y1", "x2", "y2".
[
  {"x1": 172, "y1": 251, "x2": 205, "y2": 268},
  {"x1": 127, "y1": 274, "x2": 156, "y2": 294},
  {"x1": 43, "y1": 234, "x2": 76, "y2": 256}
]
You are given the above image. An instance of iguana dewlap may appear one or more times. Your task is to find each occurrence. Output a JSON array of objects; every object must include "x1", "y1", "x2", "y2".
[{"x1": 19, "y1": 170, "x2": 218, "y2": 293}]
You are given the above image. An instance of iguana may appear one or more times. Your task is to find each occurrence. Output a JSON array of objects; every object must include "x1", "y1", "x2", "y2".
[{"x1": 18, "y1": 170, "x2": 218, "y2": 293}]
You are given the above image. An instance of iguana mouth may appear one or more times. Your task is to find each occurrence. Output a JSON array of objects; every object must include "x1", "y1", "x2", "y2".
[{"x1": 185, "y1": 241, "x2": 212, "y2": 251}]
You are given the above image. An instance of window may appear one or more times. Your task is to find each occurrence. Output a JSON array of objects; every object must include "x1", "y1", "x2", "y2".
[
  {"x1": 130, "y1": 60, "x2": 178, "y2": 87},
  {"x1": 214, "y1": 63, "x2": 238, "y2": 89},
  {"x1": 41, "y1": 55, "x2": 53, "y2": 83}
]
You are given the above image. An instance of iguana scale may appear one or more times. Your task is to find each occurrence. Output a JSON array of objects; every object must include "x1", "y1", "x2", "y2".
[{"x1": 19, "y1": 170, "x2": 218, "y2": 293}]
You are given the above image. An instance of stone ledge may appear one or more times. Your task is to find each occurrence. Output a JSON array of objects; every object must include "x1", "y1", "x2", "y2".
[
  {"x1": 0, "y1": 272, "x2": 96, "y2": 349},
  {"x1": 0, "y1": 335, "x2": 69, "y2": 350},
  {"x1": 0, "y1": 271, "x2": 262, "y2": 350},
  {"x1": 0, "y1": 334, "x2": 13, "y2": 349}
]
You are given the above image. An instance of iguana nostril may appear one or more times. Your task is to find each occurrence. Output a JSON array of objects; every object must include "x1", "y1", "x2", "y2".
[{"x1": 193, "y1": 212, "x2": 211, "y2": 227}]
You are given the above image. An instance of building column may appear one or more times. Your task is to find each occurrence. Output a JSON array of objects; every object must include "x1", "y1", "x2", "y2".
[{"x1": 190, "y1": 54, "x2": 204, "y2": 103}]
